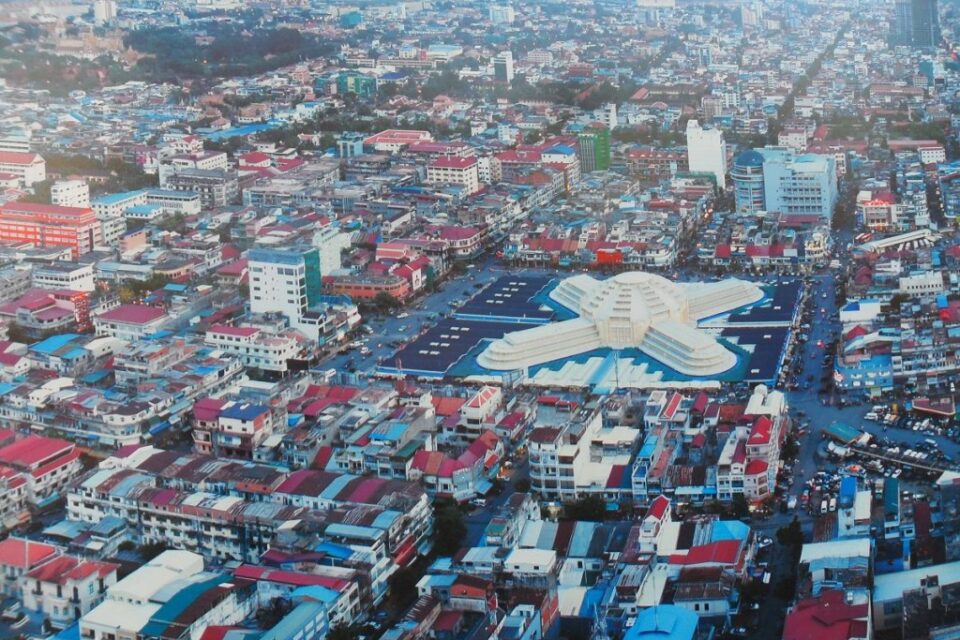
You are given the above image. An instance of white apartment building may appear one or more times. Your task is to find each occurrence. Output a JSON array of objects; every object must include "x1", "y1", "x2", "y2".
[
  {"x1": 51, "y1": 180, "x2": 90, "y2": 208},
  {"x1": 762, "y1": 150, "x2": 838, "y2": 222},
  {"x1": 918, "y1": 145, "x2": 946, "y2": 165},
  {"x1": 145, "y1": 189, "x2": 203, "y2": 216},
  {"x1": 426, "y1": 156, "x2": 481, "y2": 194},
  {"x1": 20, "y1": 555, "x2": 118, "y2": 629},
  {"x1": 0, "y1": 138, "x2": 32, "y2": 153},
  {"x1": 493, "y1": 51, "x2": 515, "y2": 84},
  {"x1": 777, "y1": 128, "x2": 809, "y2": 152},
  {"x1": 686, "y1": 120, "x2": 727, "y2": 189},
  {"x1": 92, "y1": 0, "x2": 116, "y2": 24},
  {"x1": 92, "y1": 191, "x2": 147, "y2": 220},
  {"x1": 716, "y1": 386, "x2": 786, "y2": 503},
  {"x1": 0, "y1": 151, "x2": 45, "y2": 186},
  {"x1": 899, "y1": 270, "x2": 946, "y2": 298},
  {"x1": 248, "y1": 246, "x2": 323, "y2": 333},
  {"x1": 32, "y1": 262, "x2": 96, "y2": 292},
  {"x1": 158, "y1": 151, "x2": 229, "y2": 188},
  {"x1": 93, "y1": 305, "x2": 170, "y2": 341},
  {"x1": 529, "y1": 406, "x2": 639, "y2": 501},
  {"x1": 204, "y1": 324, "x2": 301, "y2": 372}
]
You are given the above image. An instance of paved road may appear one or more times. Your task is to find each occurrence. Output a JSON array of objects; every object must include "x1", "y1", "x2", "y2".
[{"x1": 463, "y1": 457, "x2": 531, "y2": 547}]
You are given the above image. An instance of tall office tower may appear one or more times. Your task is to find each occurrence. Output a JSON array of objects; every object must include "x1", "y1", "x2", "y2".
[
  {"x1": 732, "y1": 150, "x2": 766, "y2": 214},
  {"x1": 912, "y1": 0, "x2": 941, "y2": 48},
  {"x1": 493, "y1": 51, "x2": 514, "y2": 84},
  {"x1": 893, "y1": 0, "x2": 940, "y2": 48},
  {"x1": 248, "y1": 246, "x2": 323, "y2": 332},
  {"x1": 578, "y1": 125, "x2": 611, "y2": 173},
  {"x1": 92, "y1": 0, "x2": 116, "y2": 25},
  {"x1": 488, "y1": 2, "x2": 515, "y2": 24},
  {"x1": 686, "y1": 120, "x2": 727, "y2": 189}
]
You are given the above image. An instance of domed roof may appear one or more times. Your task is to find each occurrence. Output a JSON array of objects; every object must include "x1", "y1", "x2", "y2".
[
  {"x1": 579, "y1": 272, "x2": 688, "y2": 330},
  {"x1": 735, "y1": 149, "x2": 765, "y2": 168}
]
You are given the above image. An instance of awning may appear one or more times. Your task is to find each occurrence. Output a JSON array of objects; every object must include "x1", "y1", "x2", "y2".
[{"x1": 149, "y1": 420, "x2": 172, "y2": 435}]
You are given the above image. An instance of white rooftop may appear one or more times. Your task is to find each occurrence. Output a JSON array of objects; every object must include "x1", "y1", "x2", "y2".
[
  {"x1": 874, "y1": 560, "x2": 960, "y2": 603},
  {"x1": 800, "y1": 537, "x2": 871, "y2": 564},
  {"x1": 81, "y1": 599, "x2": 161, "y2": 636}
]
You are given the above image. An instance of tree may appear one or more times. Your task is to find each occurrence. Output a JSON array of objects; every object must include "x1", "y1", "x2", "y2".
[
  {"x1": 17, "y1": 180, "x2": 52, "y2": 204},
  {"x1": 782, "y1": 437, "x2": 799, "y2": 461},
  {"x1": 776, "y1": 516, "x2": 804, "y2": 548},
  {"x1": 433, "y1": 501, "x2": 467, "y2": 555},
  {"x1": 326, "y1": 624, "x2": 353, "y2": 640},
  {"x1": 888, "y1": 293, "x2": 909, "y2": 314},
  {"x1": 389, "y1": 565, "x2": 421, "y2": 609},
  {"x1": 730, "y1": 493, "x2": 750, "y2": 519},
  {"x1": 563, "y1": 494, "x2": 606, "y2": 521},
  {"x1": 6, "y1": 322, "x2": 32, "y2": 344},
  {"x1": 137, "y1": 541, "x2": 168, "y2": 561},
  {"x1": 373, "y1": 292, "x2": 401, "y2": 312}
]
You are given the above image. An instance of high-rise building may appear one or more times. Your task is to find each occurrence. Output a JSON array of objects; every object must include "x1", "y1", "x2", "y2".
[
  {"x1": 732, "y1": 150, "x2": 766, "y2": 215},
  {"x1": 248, "y1": 246, "x2": 323, "y2": 334},
  {"x1": 893, "y1": 0, "x2": 940, "y2": 49},
  {"x1": 493, "y1": 51, "x2": 514, "y2": 84},
  {"x1": 488, "y1": 2, "x2": 515, "y2": 24},
  {"x1": 594, "y1": 103, "x2": 618, "y2": 131},
  {"x1": 92, "y1": 0, "x2": 116, "y2": 25},
  {"x1": 686, "y1": 120, "x2": 727, "y2": 189},
  {"x1": 337, "y1": 132, "x2": 366, "y2": 158},
  {"x1": 762, "y1": 152, "x2": 838, "y2": 223},
  {"x1": 578, "y1": 125, "x2": 611, "y2": 173},
  {"x1": 732, "y1": 148, "x2": 838, "y2": 222}
]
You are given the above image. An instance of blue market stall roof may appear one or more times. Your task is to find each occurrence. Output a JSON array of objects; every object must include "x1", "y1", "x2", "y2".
[
  {"x1": 723, "y1": 279, "x2": 803, "y2": 325},
  {"x1": 380, "y1": 318, "x2": 523, "y2": 378},
  {"x1": 454, "y1": 275, "x2": 557, "y2": 323},
  {"x1": 824, "y1": 421, "x2": 862, "y2": 445}
]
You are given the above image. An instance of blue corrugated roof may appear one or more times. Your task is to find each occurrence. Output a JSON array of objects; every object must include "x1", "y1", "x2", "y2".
[
  {"x1": 313, "y1": 541, "x2": 354, "y2": 560},
  {"x1": 710, "y1": 520, "x2": 750, "y2": 543},
  {"x1": 259, "y1": 600, "x2": 328, "y2": 640},
  {"x1": 220, "y1": 402, "x2": 269, "y2": 421},
  {"x1": 292, "y1": 585, "x2": 340, "y2": 604},
  {"x1": 140, "y1": 573, "x2": 228, "y2": 637},
  {"x1": 92, "y1": 190, "x2": 145, "y2": 206},
  {"x1": 370, "y1": 421, "x2": 407, "y2": 442},
  {"x1": 320, "y1": 474, "x2": 354, "y2": 501},
  {"x1": 373, "y1": 509, "x2": 402, "y2": 530},
  {"x1": 31, "y1": 333, "x2": 82, "y2": 355}
]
